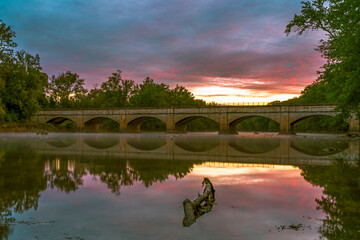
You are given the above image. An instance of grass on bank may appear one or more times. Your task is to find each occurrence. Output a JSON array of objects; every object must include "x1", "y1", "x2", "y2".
[{"x1": 0, "y1": 121, "x2": 75, "y2": 133}]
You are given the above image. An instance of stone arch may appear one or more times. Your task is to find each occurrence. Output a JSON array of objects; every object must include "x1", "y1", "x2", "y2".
[
  {"x1": 126, "y1": 116, "x2": 167, "y2": 132},
  {"x1": 174, "y1": 116, "x2": 220, "y2": 133},
  {"x1": 290, "y1": 113, "x2": 346, "y2": 135},
  {"x1": 47, "y1": 116, "x2": 77, "y2": 125},
  {"x1": 47, "y1": 117, "x2": 78, "y2": 130},
  {"x1": 229, "y1": 115, "x2": 280, "y2": 134},
  {"x1": 84, "y1": 117, "x2": 120, "y2": 132},
  {"x1": 83, "y1": 115, "x2": 119, "y2": 125}
]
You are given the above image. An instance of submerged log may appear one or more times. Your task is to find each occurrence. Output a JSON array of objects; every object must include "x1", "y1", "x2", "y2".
[{"x1": 183, "y1": 178, "x2": 215, "y2": 227}]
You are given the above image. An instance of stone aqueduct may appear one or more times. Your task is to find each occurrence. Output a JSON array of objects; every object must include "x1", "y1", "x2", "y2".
[{"x1": 33, "y1": 105, "x2": 360, "y2": 134}]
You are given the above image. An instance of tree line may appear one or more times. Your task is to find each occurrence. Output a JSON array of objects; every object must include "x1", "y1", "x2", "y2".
[{"x1": 46, "y1": 70, "x2": 206, "y2": 109}]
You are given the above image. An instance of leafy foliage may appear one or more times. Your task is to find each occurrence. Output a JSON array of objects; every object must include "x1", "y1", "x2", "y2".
[
  {"x1": 130, "y1": 77, "x2": 170, "y2": 107},
  {"x1": 285, "y1": 0, "x2": 360, "y2": 118},
  {"x1": 300, "y1": 159, "x2": 360, "y2": 239},
  {"x1": 129, "y1": 77, "x2": 205, "y2": 108},
  {"x1": 90, "y1": 70, "x2": 136, "y2": 108},
  {"x1": 0, "y1": 20, "x2": 16, "y2": 58},
  {"x1": 47, "y1": 71, "x2": 87, "y2": 108},
  {"x1": 0, "y1": 20, "x2": 48, "y2": 121}
]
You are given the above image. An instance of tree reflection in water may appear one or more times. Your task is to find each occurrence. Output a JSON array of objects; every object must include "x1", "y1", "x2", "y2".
[
  {"x1": 300, "y1": 159, "x2": 360, "y2": 240},
  {"x1": 0, "y1": 143, "x2": 47, "y2": 239},
  {"x1": 44, "y1": 156, "x2": 197, "y2": 194},
  {"x1": 87, "y1": 158, "x2": 197, "y2": 193},
  {"x1": 129, "y1": 159, "x2": 196, "y2": 187},
  {"x1": 45, "y1": 159, "x2": 86, "y2": 193},
  {"x1": 87, "y1": 158, "x2": 134, "y2": 195},
  {"x1": 0, "y1": 141, "x2": 198, "y2": 238}
]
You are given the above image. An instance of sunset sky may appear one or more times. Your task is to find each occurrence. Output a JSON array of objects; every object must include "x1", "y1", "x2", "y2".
[{"x1": 0, "y1": 0, "x2": 325, "y2": 103}]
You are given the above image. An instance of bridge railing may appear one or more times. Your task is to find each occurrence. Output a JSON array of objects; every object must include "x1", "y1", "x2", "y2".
[
  {"x1": 41, "y1": 103, "x2": 338, "y2": 111},
  {"x1": 214, "y1": 102, "x2": 270, "y2": 106}
]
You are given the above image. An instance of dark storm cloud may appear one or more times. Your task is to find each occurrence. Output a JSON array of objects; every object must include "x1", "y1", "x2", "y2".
[{"x1": 0, "y1": 0, "x2": 324, "y2": 95}]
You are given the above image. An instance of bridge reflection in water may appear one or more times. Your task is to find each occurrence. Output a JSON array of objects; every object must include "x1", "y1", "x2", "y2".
[
  {"x1": 32, "y1": 133, "x2": 360, "y2": 166},
  {"x1": 24, "y1": 133, "x2": 359, "y2": 197},
  {"x1": 1, "y1": 134, "x2": 360, "y2": 239}
]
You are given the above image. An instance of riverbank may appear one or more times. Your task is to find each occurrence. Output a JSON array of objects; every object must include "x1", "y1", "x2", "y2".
[
  {"x1": 0, "y1": 122, "x2": 62, "y2": 133},
  {"x1": 0, "y1": 122, "x2": 358, "y2": 139}
]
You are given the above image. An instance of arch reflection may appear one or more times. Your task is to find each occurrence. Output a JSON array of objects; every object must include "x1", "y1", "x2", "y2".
[
  {"x1": 291, "y1": 138, "x2": 348, "y2": 156},
  {"x1": 229, "y1": 137, "x2": 280, "y2": 154},
  {"x1": 174, "y1": 136, "x2": 220, "y2": 152},
  {"x1": 84, "y1": 136, "x2": 120, "y2": 149},
  {"x1": 127, "y1": 137, "x2": 166, "y2": 151},
  {"x1": 45, "y1": 137, "x2": 77, "y2": 148}
]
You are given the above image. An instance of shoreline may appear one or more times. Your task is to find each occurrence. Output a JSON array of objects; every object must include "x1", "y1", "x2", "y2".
[
  {"x1": 0, "y1": 122, "x2": 358, "y2": 139},
  {"x1": 0, "y1": 130, "x2": 356, "y2": 140},
  {"x1": 0, "y1": 122, "x2": 62, "y2": 133}
]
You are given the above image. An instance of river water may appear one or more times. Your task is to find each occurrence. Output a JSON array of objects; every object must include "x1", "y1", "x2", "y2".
[{"x1": 0, "y1": 132, "x2": 359, "y2": 240}]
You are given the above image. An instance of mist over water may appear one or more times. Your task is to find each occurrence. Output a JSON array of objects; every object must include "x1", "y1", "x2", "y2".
[{"x1": 0, "y1": 133, "x2": 359, "y2": 240}]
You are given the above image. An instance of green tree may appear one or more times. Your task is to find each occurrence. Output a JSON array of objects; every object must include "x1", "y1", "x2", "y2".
[
  {"x1": 1, "y1": 51, "x2": 48, "y2": 120},
  {"x1": 47, "y1": 71, "x2": 87, "y2": 108},
  {"x1": 0, "y1": 20, "x2": 47, "y2": 121},
  {"x1": 0, "y1": 20, "x2": 17, "y2": 119},
  {"x1": 130, "y1": 77, "x2": 171, "y2": 107},
  {"x1": 285, "y1": 0, "x2": 360, "y2": 118},
  {"x1": 0, "y1": 73, "x2": 5, "y2": 119},
  {"x1": 169, "y1": 85, "x2": 206, "y2": 107},
  {"x1": 129, "y1": 78, "x2": 205, "y2": 108},
  {"x1": 98, "y1": 69, "x2": 135, "y2": 107},
  {"x1": 282, "y1": 81, "x2": 336, "y2": 105},
  {"x1": 0, "y1": 19, "x2": 16, "y2": 58},
  {"x1": 84, "y1": 84, "x2": 103, "y2": 108}
]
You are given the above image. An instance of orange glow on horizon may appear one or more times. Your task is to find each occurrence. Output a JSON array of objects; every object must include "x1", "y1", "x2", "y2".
[
  {"x1": 191, "y1": 162, "x2": 300, "y2": 185},
  {"x1": 192, "y1": 162, "x2": 297, "y2": 177},
  {"x1": 190, "y1": 86, "x2": 300, "y2": 104}
]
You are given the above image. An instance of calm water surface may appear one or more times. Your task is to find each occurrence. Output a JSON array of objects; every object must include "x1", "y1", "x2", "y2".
[{"x1": 0, "y1": 133, "x2": 359, "y2": 240}]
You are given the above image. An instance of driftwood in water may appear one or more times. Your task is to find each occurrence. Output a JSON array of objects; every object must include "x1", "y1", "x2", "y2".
[{"x1": 183, "y1": 178, "x2": 215, "y2": 227}]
